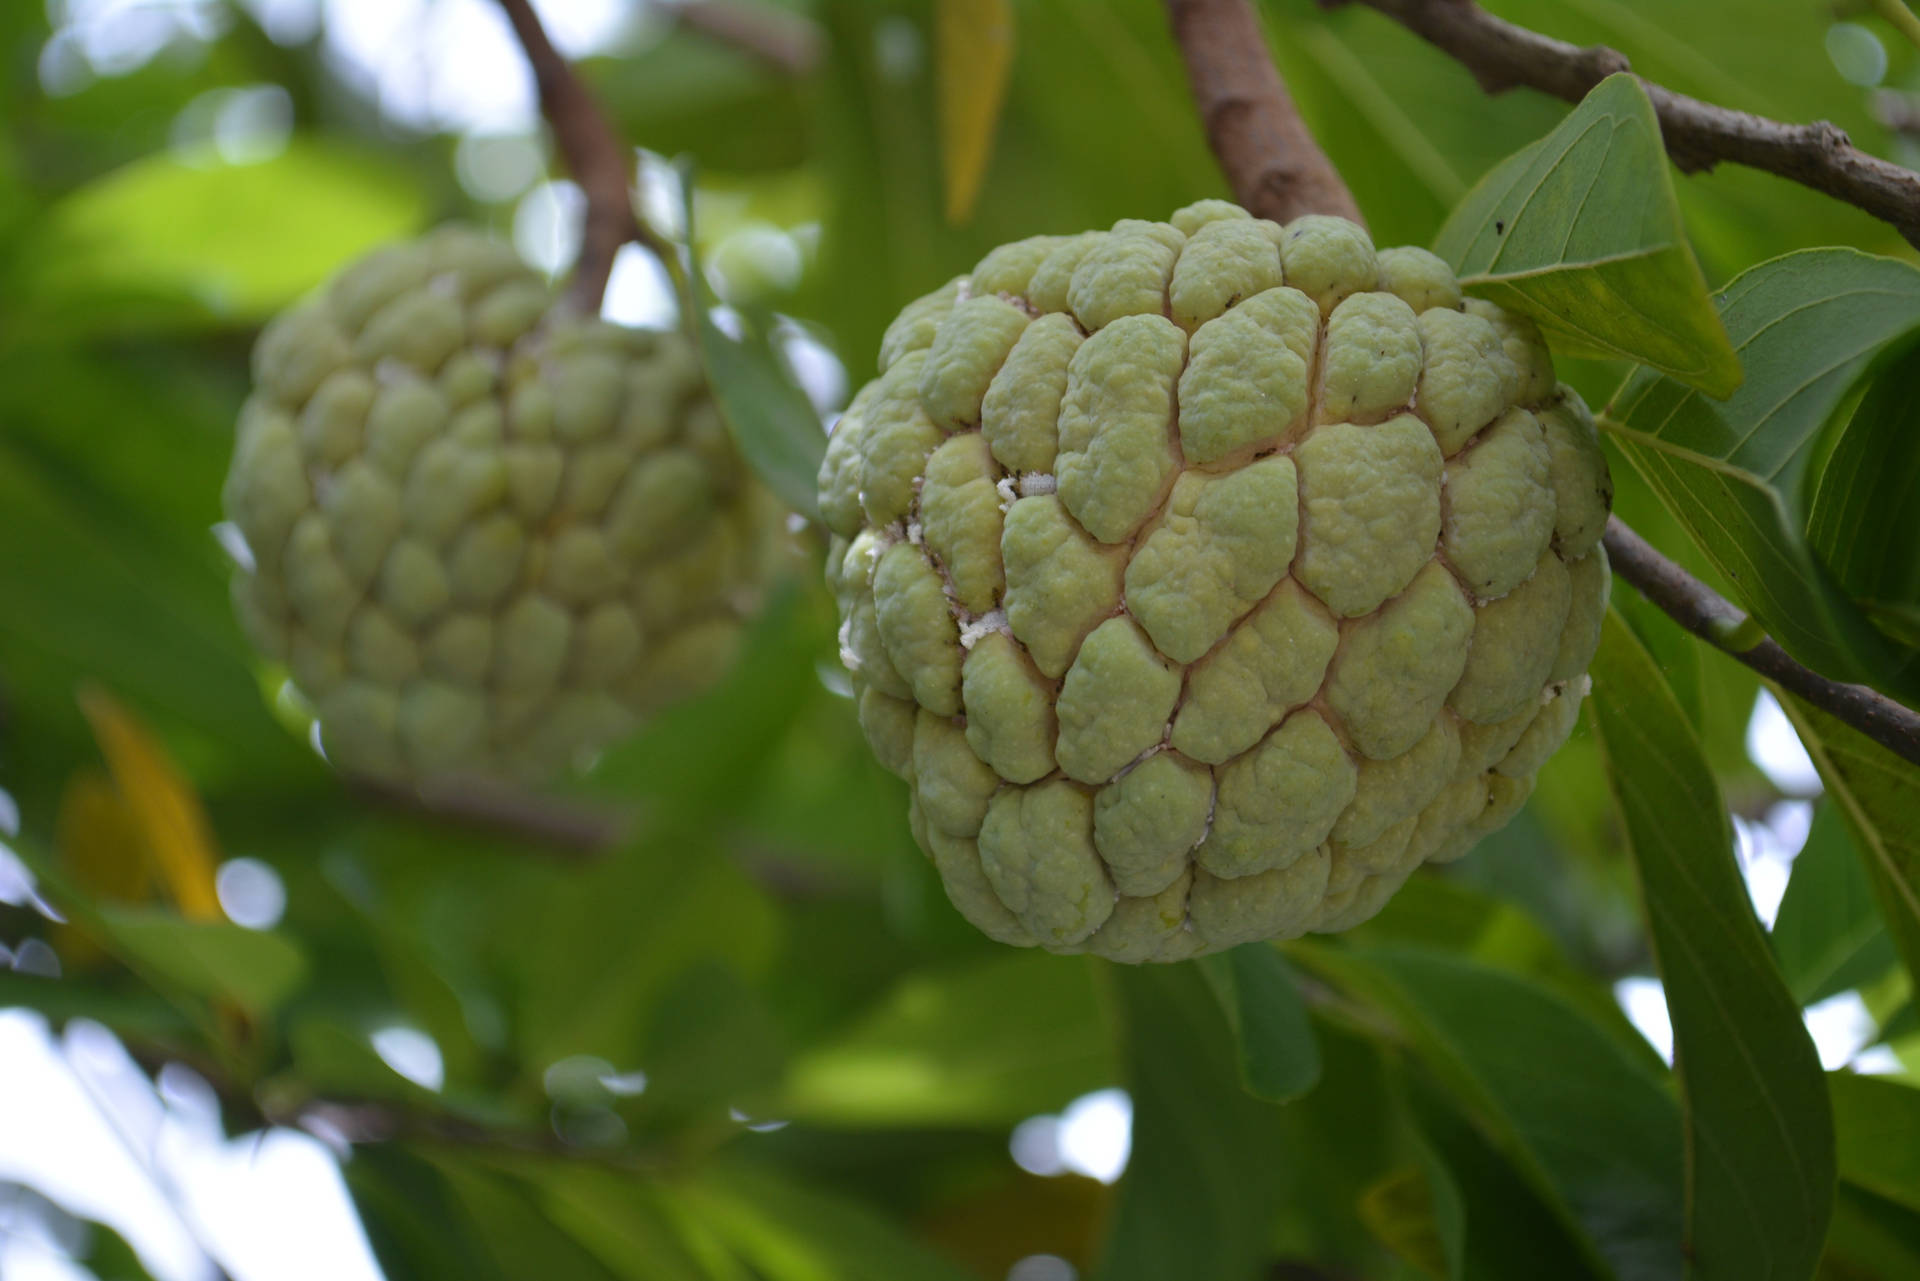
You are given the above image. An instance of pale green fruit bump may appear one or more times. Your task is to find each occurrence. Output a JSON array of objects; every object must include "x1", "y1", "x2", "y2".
[
  {"x1": 222, "y1": 226, "x2": 780, "y2": 783},
  {"x1": 822, "y1": 202, "x2": 1613, "y2": 960}
]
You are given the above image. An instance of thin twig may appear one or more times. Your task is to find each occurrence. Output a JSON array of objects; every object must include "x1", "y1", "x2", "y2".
[
  {"x1": 1164, "y1": 0, "x2": 1365, "y2": 225},
  {"x1": 1602, "y1": 518, "x2": 1920, "y2": 768},
  {"x1": 669, "y1": 0, "x2": 823, "y2": 76},
  {"x1": 1163, "y1": 0, "x2": 1920, "y2": 763},
  {"x1": 1325, "y1": 0, "x2": 1920, "y2": 250},
  {"x1": 494, "y1": 0, "x2": 667, "y2": 311},
  {"x1": 347, "y1": 774, "x2": 630, "y2": 856}
]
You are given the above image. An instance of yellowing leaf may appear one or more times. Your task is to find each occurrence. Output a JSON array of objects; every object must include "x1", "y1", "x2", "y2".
[
  {"x1": 936, "y1": 0, "x2": 1015, "y2": 224},
  {"x1": 78, "y1": 687, "x2": 223, "y2": 922},
  {"x1": 56, "y1": 768, "x2": 153, "y2": 904}
]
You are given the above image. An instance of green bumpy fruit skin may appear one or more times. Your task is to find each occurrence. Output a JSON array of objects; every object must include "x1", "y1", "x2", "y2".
[
  {"x1": 223, "y1": 226, "x2": 779, "y2": 782},
  {"x1": 821, "y1": 202, "x2": 1613, "y2": 961}
]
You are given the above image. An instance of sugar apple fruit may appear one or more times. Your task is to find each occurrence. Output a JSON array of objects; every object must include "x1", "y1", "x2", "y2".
[
  {"x1": 819, "y1": 201, "x2": 1612, "y2": 961},
  {"x1": 222, "y1": 227, "x2": 779, "y2": 782}
]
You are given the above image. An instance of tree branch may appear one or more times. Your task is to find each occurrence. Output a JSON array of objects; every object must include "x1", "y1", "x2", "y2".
[
  {"x1": 1163, "y1": 0, "x2": 1920, "y2": 765},
  {"x1": 1602, "y1": 518, "x2": 1920, "y2": 768},
  {"x1": 1325, "y1": 0, "x2": 1920, "y2": 251},
  {"x1": 495, "y1": 0, "x2": 668, "y2": 311},
  {"x1": 1164, "y1": 0, "x2": 1365, "y2": 225}
]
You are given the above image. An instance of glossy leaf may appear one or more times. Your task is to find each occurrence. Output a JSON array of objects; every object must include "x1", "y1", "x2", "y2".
[
  {"x1": 1199, "y1": 942, "x2": 1321, "y2": 1103},
  {"x1": 936, "y1": 0, "x2": 1014, "y2": 223},
  {"x1": 1434, "y1": 74, "x2": 1739, "y2": 395},
  {"x1": 1779, "y1": 695, "x2": 1920, "y2": 996},
  {"x1": 1608, "y1": 249, "x2": 1920, "y2": 703},
  {"x1": 1590, "y1": 611, "x2": 1834, "y2": 1280},
  {"x1": 1771, "y1": 803, "x2": 1896, "y2": 1006},
  {"x1": 1099, "y1": 963, "x2": 1290, "y2": 1281}
]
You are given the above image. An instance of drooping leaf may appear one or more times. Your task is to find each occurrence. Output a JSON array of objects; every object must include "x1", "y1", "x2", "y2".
[
  {"x1": 1771, "y1": 803, "x2": 1896, "y2": 1006},
  {"x1": 782, "y1": 951, "x2": 1111, "y2": 1127},
  {"x1": 94, "y1": 906, "x2": 306, "y2": 1016},
  {"x1": 1299, "y1": 943, "x2": 1679, "y2": 1280},
  {"x1": 1434, "y1": 74, "x2": 1739, "y2": 395},
  {"x1": 935, "y1": 0, "x2": 1015, "y2": 224},
  {"x1": 1778, "y1": 695, "x2": 1920, "y2": 997},
  {"x1": 1589, "y1": 611, "x2": 1835, "y2": 1280},
  {"x1": 1830, "y1": 1073, "x2": 1920, "y2": 1217},
  {"x1": 1198, "y1": 942, "x2": 1321, "y2": 1102},
  {"x1": 1608, "y1": 249, "x2": 1920, "y2": 703},
  {"x1": 1098, "y1": 963, "x2": 1290, "y2": 1281}
]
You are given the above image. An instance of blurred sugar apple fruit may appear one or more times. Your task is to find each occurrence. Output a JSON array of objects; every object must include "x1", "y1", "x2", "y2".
[
  {"x1": 223, "y1": 226, "x2": 781, "y2": 782},
  {"x1": 819, "y1": 201, "x2": 1612, "y2": 961}
]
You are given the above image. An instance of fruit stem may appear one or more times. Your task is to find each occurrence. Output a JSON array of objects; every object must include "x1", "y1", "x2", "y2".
[
  {"x1": 1163, "y1": 0, "x2": 1366, "y2": 226},
  {"x1": 494, "y1": 0, "x2": 674, "y2": 312}
]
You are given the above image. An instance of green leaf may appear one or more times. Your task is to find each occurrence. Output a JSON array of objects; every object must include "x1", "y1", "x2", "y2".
[
  {"x1": 684, "y1": 177, "x2": 825, "y2": 523},
  {"x1": 1778, "y1": 695, "x2": 1920, "y2": 998},
  {"x1": 781, "y1": 951, "x2": 1111, "y2": 1127},
  {"x1": 1400, "y1": 1078, "x2": 1607, "y2": 1281},
  {"x1": 1098, "y1": 963, "x2": 1291, "y2": 1281},
  {"x1": 1771, "y1": 804, "x2": 1896, "y2": 1006},
  {"x1": 1805, "y1": 353, "x2": 1920, "y2": 649},
  {"x1": 13, "y1": 141, "x2": 427, "y2": 334},
  {"x1": 1608, "y1": 249, "x2": 1920, "y2": 703},
  {"x1": 1298, "y1": 943, "x2": 1679, "y2": 1280},
  {"x1": 1198, "y1": 943, "x2": 1321, "y2": 1102},
  {"x1": 0, "y1": 970, "x2": 193, "y2": 1037},
  {"x1": 1822, "y1": 1183, "x2": 1920, "y2": 1281},
  {"x1": 675, "y1": 1161, "x2": 978, "y2": 1281},
  {"x1": 431, "y1": 1159, "x2": 623, "y2": 1281},
  {"x1": 94, "y1": 906, "x2": 307, "y2": 1016},
  {"x1": 1589, "y1": 611, "x2": 1834, "y2": 1280},
  {"x1": 1434, "y1": 74, "x2": 1739, "y2": 396},
  {"x1": 525, "y1": 1166, "x2": 713, "y2": 1281},
  {"x1": 1831, "y1": 1073, "x2": 1920, "y2": 1216}
]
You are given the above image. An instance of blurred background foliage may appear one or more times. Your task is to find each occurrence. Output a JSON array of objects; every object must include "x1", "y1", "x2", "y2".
[{"x1": 1, "y1": 2, "x2": 1919, "y2": 1279}]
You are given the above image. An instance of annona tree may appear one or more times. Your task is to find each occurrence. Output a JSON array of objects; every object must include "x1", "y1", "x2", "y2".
[{"x1": 1, "y1": 2, "x2": 1918, "y2": 1280}]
